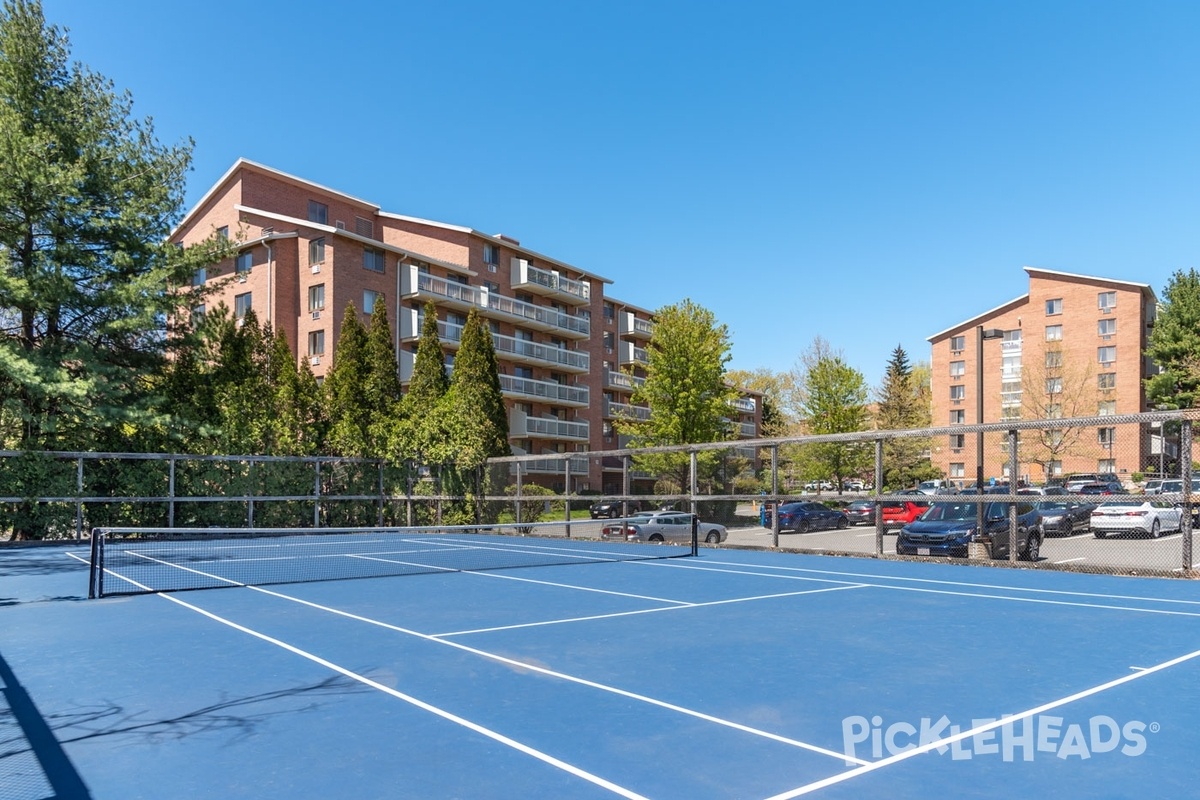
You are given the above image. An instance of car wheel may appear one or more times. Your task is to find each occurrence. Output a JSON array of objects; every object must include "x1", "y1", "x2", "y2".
[
  {"x1": 705, "y1": 531, "x2": 720, "y2": 544},
  {"x1": 648, "y1": 533, "x2": 664, "y2": 543},
  {"x1": 1022, "y1": 533, "x2": 1041, "y2": 562},
  {"x1": 797, "y1": 519, "x2": 810, "y2": 533},
  {"x1": 836, "y1": 515, "x2": 848, "y2": 529},
  {"x1": 1149, "y1": 519, "x2": 1161, "y2": 539},
  {"x1": 1093, "y1": 529, "x2": 1106, "y2": 539}
]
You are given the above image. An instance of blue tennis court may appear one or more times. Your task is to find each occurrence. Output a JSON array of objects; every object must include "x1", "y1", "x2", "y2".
[{"x1": 3, "y1": 533, "x2": 1200, "y2": 799}]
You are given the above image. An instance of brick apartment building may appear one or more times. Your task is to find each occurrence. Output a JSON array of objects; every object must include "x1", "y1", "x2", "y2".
[
  {"x1": 928, "y1": 267, "x2": 1157, "y2": 486},
  {"x1": 171, "y1": 160, "x2": 761, "y2": 491}
]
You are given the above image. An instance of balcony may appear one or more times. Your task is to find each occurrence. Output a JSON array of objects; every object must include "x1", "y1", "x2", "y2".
[
  {"x1": 605, "y1": 370, "x2": 645, "y2": 391},
  {"x1": 731, "y1": 396, "x2": 756, "y2": 413},
  {"x1": 510, "y1": 258, "x2": 591, "y2": 306},
  {"x1": 618, "y1": 340, "x2": 649, "y2": 366},
  {"x1": 402, "y1": 265, "x2": 589, "y2": 339},
  {"x1": 493, "y1": 333, "x2": 588, "y2": 373},
  {"x1": 605, "y1": 401, "x2": 651, "y2": 421},
  {"x1": 509, "y1": 454, "x2": 591, "y2": 476},
  {"x1": 499, "y1": 375, "x2": 589, "y2": 407},
  {"x1": 739, "y1": 422, "x2": 757, "y2": 437},
  {"x1": 509, "y1": 410, "x2": 590, "y2": 442},
  {"x1": 619, "y1": 311, "x2": 654, "y2": 340}
]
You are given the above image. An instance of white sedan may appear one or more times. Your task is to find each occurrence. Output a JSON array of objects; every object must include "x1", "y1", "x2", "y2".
[
  {"x1": 600, "y1": 512, "x2": 727, "y2": 544},
  {"x1": 1091, "y1": 500, "x2": 1182, "y2": 539}
]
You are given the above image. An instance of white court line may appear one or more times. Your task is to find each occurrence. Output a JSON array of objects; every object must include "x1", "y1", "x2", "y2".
[
  {"x1": 104, "y1": 570, "x2": 652, "y2": 800},
  {"x1": 436, "y1": 585, "x2": 868, "y2": 637},
  {"x1": 84, "y1": 553, "x2": 870, "y2": 767},
  {"x1": 764, "y1": 644, "x2": 1200, "y2": 798},
  {"x1": 667, "y1": 557, "x2": 1200, "y2": 608}
]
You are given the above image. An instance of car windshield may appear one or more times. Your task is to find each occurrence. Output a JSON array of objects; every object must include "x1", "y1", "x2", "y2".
[
  {"x1": 1097, "y1": 501, "x2": 1141, "y2": 508},
  {"x1": 1038, "y1": 502, "x2": 1071, "y2": 511},
  {"x1": 919, "y1": 503, "x2": 980, "y2": 522}
]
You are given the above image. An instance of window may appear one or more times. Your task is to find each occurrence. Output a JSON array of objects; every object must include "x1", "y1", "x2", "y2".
[
  {"x1": 1098, "y1": 318, "x2": 1116, "y2": 336},
  {"x1": 1045, "y1": 324, "x2": 1063, "y2": 342},
  {"x1": 234, "y1": 292, "x2": 251, "y2": 319},
  {"x1": 355, "y1": 216, "x2": 373, "y2": 237},
  {"x1": 1004, "y1": 329, "x2": 1022, "y2": 342},
  {"x1": 1046, "y1": 403, "x2": 1062, "y2": 419},
  {"x1": 192, "y1": 267, "x2": 206, "y2": 286},
  {"x1": 514, "y1": 366, "x2": 534, "y2": 380},
  {"x1": 950, "y1": 335, "x2": 965, "y2": 352},
  {"x1": 483, "y1": 243, "x2": 499, "y2": 266},
  {"x1": 309, "y1": 237, "x2": 326, "y2": 265},
  {"x1": 1046, "y1": 298, "x2": 1062, "y2": 315},
  {"x1": 363, "y1": 290, "x2": 383, "y2": 315},
  {"x1": 1098, "y1": 427, "x2": 1116, "y2": 446},
  {"x1": 949, "y1": 433, "x2": 965, "y2": 449},
  {"x1": 1098, "y1": 400, "x2": 1116, "y2": 416},
  {"x1": 308, "y1": 284, "x2": 325, "y2": 313},
  {"x1": 1045, "y1": 350, "x2": 1062, "y2": 369},
  {"x1": 362, "y1": 247, "x2": 385, "y2": 273},
  {"x1": 308, "y1": 201, "x2": 327, "y2": 224},
  {"x1": 603, "y1": 303, "x2": 614, "y2": 321},
  {"x1": 216, "y1": 225, "x2": 229, "y2": 239},
  {"x1": 483, "y1": 280, "x2": 500, "y2": 292},
  {"x1": 949, "y1": 360, "x2": 965, "y2": 378},
  {"x1": 1045, "y1": 377, "x2": 1062, "y2": 394},
  {"x1": 1098, "y1": 291, "x2": 1116, "y2": 311},
  {"x1": 235, "y1": 251, "x2": 253, "y2": 276},
  {"x1": 949, "y1": 385, "x2": 965, "y2": 400},
  {"x1": 1047, "y1": 460, "x2": 1062, "y2": 477},
  {"x1": 191, "y1": 304, "x2": 205, "y2": 326},
  {"x1": 1000, "y1": 406, "x2": 1022, "y2": 421},
  {"x1": 1098, "y1": 458, "x2": 1116, "y2": 473},
  {"x1": 1098, "y1": 372, "x2": 1116, "y2": 390},
  {"x1": 950, "y1": 410, "x2": 965, "y2": 424},
  {"x1": 602, "y1": 331, "x2": 614, "y2": 352},
  {"x1": 308, "y1": 330, "x2": 325, "y2": 357},
  {"x1": 1098, "y1": 346, "x2": 1116, "y2": 365},
  {"x1": 949, "y1": 463, "x2": 965, "y2": 478}
]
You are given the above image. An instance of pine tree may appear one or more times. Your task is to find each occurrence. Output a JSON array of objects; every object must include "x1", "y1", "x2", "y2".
[
  {"x1": 0, "y1": 1, "x2": 230, "y2": 452},
  {"x1": 324, "y1": 303, "x2": 371, "y2": 457},
  {"x1": 447, "y1": 309, "x2": 510, "y2": 468},
  {"x1": 1146, "y1": 268, "x2": 1200, "y2": 410},
  {"x1": 392, "y1": 301, "x2": 450, "y2": 466},
  {"x1": 363, "y1": 302, "x2": 402, "y2": 454},
  {"x1": 874, "y1": 345, "x2": 938, "y2": 489}
]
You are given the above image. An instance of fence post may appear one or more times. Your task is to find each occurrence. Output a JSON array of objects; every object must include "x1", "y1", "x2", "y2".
[
  {"x1": 515, "y1": 461, "x2": 523, "y2": 528},
  {"x1": 1008, "y1": 429, "x2": 1018, "y2": 564},
  {"x1": 622, "y1": 455, "x2": 631, "y2": 518},
  {"x1": 313, "y1": 458, "x2": 322, "y2": 528},
  {"x1": 874, "y1": 439, "x2": 884, "y2": 557},
  {"x1": 168, "y1": 456, "x2": 176, "y2": 529},
  {"x1": 689, "y1": 451, "x2": 698, "y2": 519},
  {"x1": 1182, "y1": 418, "x2": 1194, "y2": 572},
  {"x1": 378, "y1": 461, "x2": 385, "y2": 527},
  {"x1": 563, "y1": 457, "x2": 571, "y2": 538},
  {"x1": 770, "y1": 445, "x2": 780, "y2": 548},
  {"x1": 405, "y1": 459, "x2": 414, "y2": 527},
  {"x1": 247, "y1": 459, "x2": 255, "y2": 528},
  {"x1": 75, "y1": 456, "x2": 84, "y2": 541}
]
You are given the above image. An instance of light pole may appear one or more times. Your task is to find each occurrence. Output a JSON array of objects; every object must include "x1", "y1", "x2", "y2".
[{"x1": 976, "y1": 326, "x2": 1005, "y2": 541}]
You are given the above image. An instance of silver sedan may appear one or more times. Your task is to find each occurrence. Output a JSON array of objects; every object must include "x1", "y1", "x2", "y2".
[{"x1": 600, "y1": 512, "x2": 727, "y2": 544}]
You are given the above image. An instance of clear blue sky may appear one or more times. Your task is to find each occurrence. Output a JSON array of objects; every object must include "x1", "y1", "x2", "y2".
[{"x1": 45, "y1": 0, "x2": 1200, "y2": 387}]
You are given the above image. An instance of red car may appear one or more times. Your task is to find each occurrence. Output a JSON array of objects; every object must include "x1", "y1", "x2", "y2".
[{"x1": 881, "y1": 500, "x2": 930, "y2": 530}]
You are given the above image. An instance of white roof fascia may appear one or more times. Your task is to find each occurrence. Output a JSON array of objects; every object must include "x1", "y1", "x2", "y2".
[
  {"x1": 926, "y1": 294, "x2": 1029, "y2": 343},
  {"x1": 1023, "y1": 266, "x2": 1156, "y2": 298},
  {"x1": 235, "y1": 205, "x2": 474, "y2": 276}
]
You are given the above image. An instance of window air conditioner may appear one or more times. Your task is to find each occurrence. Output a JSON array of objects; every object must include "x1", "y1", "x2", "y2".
[
  {"x1": 236, "y1": 274, "x2": 247, "y2": 283},
  {"x1": 312, "y1": 310, "x2": 321, "y2": 320},
  {"x1": 335, "y1": 220, "x2": 345, "y2": 230},
  {"x1": 311, "y1": 264, "x2": 321, "y2": 274},
  {"x1": 310, "y1": 356, "x2": 320, "y2": 365}
]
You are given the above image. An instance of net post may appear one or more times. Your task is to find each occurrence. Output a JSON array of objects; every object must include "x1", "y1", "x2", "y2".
[
  {"x1": 75, "y1": 456, "x2": 83, "y2": 541},
  {"x1": 874, "y1": 438, "x2": 884, "y2": 557},
  {"x1": 691, "y1": 513, "x2": 698, "y2": 556},
  {"x1": 1181, "y1": 418, "x2": 1194, "y2": 571},
  {"x1": 1008, "y1": 429, "x2": 1018, "y2": 564},
  {"x1": 88, "y1": 528, "x2": 103, "y2": 599}
]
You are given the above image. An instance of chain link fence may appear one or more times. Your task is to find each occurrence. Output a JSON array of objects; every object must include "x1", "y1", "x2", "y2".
[{"x1": 3, "y1": 410, "x2": 1196, "y2": 577}]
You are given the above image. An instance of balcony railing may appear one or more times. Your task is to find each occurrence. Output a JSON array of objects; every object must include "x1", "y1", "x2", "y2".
[
  {"x1": 404, "y1": 266, "x2": 589, "y2": 338},
  {"x1": 619, "y1": 340, "x2": 648, "y2": 365},
  {"x1": 606, "y1": 401, "x2": 651, "y2": 421},
  {"x1": 510, "y1": 258, "x2": 591, "y2": 305},
  {"x1": 493, "y1": 333, "x2": 589, "y2": 372},
  {"x1": 731, "y1": 397, "x2": 756, "y2": 413},
  {"x1": 619, "y1": 311, "x2": 654, "y2": 340},
  {"x1": 605, "y1": 370, "x2": 645, "y2": 391},
  {"x1": 499, "y1": 375, "x2": 589, "y2": 407},
  {"x1": 739, "y1": 422, "x2": 757, "y2": 437},
  {"x1": 508, "y1": 455, "x2": 590, "y2": 476},
  {"x1": 510, "y1": 410, "x2": 590, "y2": 441}
]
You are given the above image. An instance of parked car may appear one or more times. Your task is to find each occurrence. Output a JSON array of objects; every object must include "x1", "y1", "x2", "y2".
[
  {"x1": 768, "y1": 501, "x2": 848, "y2": 533},
  {"x1": 1076, "y1": 481, "x2": 1126, "y2": 496},
  {"x1": 844, "y1": 500, "x2": 876, "y2": 526},
  {"x1": 1018, "y1": 486, "x2": 1069, "y2": 496},
  {"x1": 1157, "y1": 478, "x2": 1200, "y2": 495},
  {"x1": 803, "y1": 480, "x2": 835, "y2": 492},
  {"x1": 1036, "y1": 500, "x2": 1095, "y2": 536},
  {"x1": 1062, "y1": 473, "x2": 1120, "y2": 491},
  {"x1": 896, "y1": 501, "x2": 1043, "y2": 560},
  {"x1": 1091, "y1": 500, "x2": 1182, "y2": 539},
  {"x1": 600, "y1": 512, "x2": 727, "y2": 544},
  {"x1": 843, "y1": 480, "x2": 866, "y2": 492},
  {"x1": 1142, "y1": 479, "x2": 1164, "y2": 496},
  {"x1": 589, "y1": 499, "x2": 645, "y2": 519},
  {"x1": 880, "y1": 500, "x2": 930, "y2": 530},
  {"x1": 915, "y1": 480, "x2": 950, "y2": 495}
]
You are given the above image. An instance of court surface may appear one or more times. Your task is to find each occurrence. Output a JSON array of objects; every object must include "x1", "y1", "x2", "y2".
[{"x1": 4, "y1": 534, "x2": 1200, "y2": 799}]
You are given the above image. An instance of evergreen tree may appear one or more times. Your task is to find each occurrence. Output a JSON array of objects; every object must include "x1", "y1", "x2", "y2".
[
  {"x1": 1146, "y1": 268, "x2": 1200, "y2": 410},
  {"x1": 0, "y1": 0, "x2": 230, "y2": 452},
  {"x1": 392, "y1": 301, "x2": 450, "y2": 466},
  {"x1": 324, "y1": 303, "x2": 371, "y2": 456},
  {"x1": 447, "y1": 309, "x2": 510, "y2": 467},
  {"x1": 875, "y1": 345, "x2": 938, "y2": 488},
  {"x1": 363, "y1": 302, "x2": 402, "y2": 454}
]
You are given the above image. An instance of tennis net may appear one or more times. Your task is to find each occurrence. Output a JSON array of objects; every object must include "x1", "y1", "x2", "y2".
[{"x1": 87, "y1": 523, "x2": 694, "y2": 598}]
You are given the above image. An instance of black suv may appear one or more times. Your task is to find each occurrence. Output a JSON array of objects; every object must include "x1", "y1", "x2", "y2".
[{"x1": 588, "y1": 499, "x2": 645, "y2": 519}]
